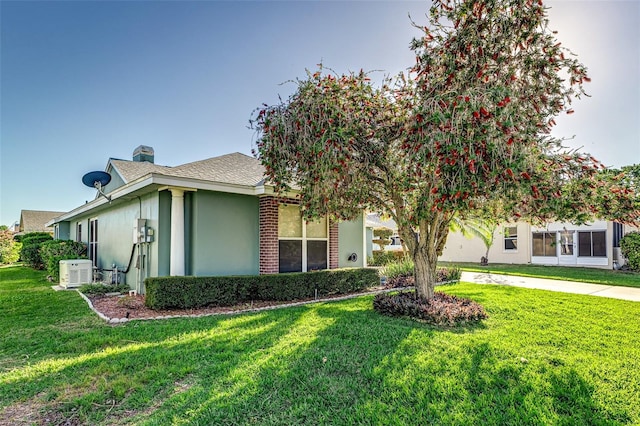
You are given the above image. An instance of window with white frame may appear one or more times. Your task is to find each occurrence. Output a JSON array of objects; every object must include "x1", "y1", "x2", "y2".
[
  {"x1": 278, "y1": 204, "x2": 328, "y2": 273},
  {"x1": 89, "y1": 219, "x2": 98, "y2": 268},
  {"x1": 578, "y1": 231, "x2": 606, "y2": 257},
  {"x1": 76, "y1": 222, "x2": 82, "y2": 243},
  {"x1": 503, "y1": 226, "x2": 517, "y2": 251},
  {"x1": 532, "y1": 232, "x2": 556, "y2": 257}
]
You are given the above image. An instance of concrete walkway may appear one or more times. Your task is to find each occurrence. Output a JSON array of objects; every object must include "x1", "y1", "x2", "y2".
[{"x1": 461, "y1": 271, "x2": 640, "y2": 302}]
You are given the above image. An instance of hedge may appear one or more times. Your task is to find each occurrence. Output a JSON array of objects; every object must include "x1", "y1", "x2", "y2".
[
  {"x1": 620, "y1": 231, "x2": 640, "y2": 271},
  {"x1": 145, "y1": 268, "x2": 379, "y2": 310},
  {"x1": 19, "y1": 232, "x2": 53, "y2": 269}
]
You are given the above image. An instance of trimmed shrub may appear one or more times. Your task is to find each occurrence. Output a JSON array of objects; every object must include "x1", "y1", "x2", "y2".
[
  {"x1": 0, "y1": 230, "x2": 20, "y2": 264},
  {"x1": 620, "y1": 232, "x2": 640, "y2": 271},
  {"x1": 20, "y1": 232, "x2": 53, "y2": 269},
  {"x1": 373, "y1": 291, "x2": 487, "y2": 326},
  {"x1": 144, "y1": 268, "x2": 379, "y2": 310},
  {"x1": 40, "y1": 240, "x2": 87, "y2": 281},
  {"x1": 369, "y1": 250, "x2": 405, "y2": 266}
]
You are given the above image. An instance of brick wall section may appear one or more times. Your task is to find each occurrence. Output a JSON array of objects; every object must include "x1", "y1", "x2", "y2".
[
  {"x1": 259, "y1": 196, "x2": 279, "y2": 274},
  {"x1": 329, "y1": 220, "x2": 339, "y2": 269},
  {"x1": 260, "y1": 196, "x2": 339, "y2": 273}
]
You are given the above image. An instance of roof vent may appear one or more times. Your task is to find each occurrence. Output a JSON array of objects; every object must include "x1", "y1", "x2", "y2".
[{"x1": 133, "y1": 145, "x2": 154, "y2": 163}]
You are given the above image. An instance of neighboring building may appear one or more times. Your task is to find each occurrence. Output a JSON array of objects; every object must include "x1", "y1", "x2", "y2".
[
  {"x1": 18, "y1": 210, "x2": 66, "y2": 235},
  {"x1": 440, "y1": 221, "x2": 635, "y2": 269},
  {"x1": 365, "y1": 213, "x2": 402, "y2": 257},
  {"x1": 48, "y1": 146, "x2": 367, "y2": 293},
  {"x1": 365, "y1": 213, "x2": 635, "y2": 269}
]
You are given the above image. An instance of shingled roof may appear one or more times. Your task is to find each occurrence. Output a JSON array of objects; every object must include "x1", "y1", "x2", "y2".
[
  {"x1": 109, "y1": 152, "x2": 265, "y2": 187},
  {"x1": 19, "y1": 210, "x2": 66, "y2": 233}
]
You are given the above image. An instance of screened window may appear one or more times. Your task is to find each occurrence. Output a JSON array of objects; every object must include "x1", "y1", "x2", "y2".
[
  {"x1": 578, "y1": 231, "x2": 606, "y2": 257},
  {"x1": 532, "y1": 232, "x2": 555, "y2": 257},
  {"x1": 278, "y1": 204, "x2": 328, "y2": 273},
  {"x1": 504, "y1": 226, "x2": 518, "y2": 251}
]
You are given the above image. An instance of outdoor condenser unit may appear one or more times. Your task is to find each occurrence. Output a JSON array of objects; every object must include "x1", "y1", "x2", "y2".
[{"x1": 59, "y1": 259, "x2": 93, "y2": 289}]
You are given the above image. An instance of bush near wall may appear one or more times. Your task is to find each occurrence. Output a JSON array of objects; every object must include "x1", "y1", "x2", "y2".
[
  {"x1": 368, "y1": 250, "x2": 405, "y2": 266},
  {"x1": 40, "y1": 240, "x2": 88, "y2": 281},
  {"x1": 145, "y1": 268, "x2": 379, "y2": 310},
  {"x1": 19, "y1": 232, "x2": 53, "y2": 269},
  {"x1": 620, "y1": 232, "x2": 640, "y2": 271}
]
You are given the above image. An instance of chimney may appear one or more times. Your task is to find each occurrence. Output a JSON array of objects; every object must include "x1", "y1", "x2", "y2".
[{"x1": 133, "y1": 145, "x2": 154, "y2": 163}]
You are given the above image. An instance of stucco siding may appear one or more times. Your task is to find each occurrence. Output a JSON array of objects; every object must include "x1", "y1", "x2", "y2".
[
  {"x1": 157, "y1": 190, "x2": 172, "y2": 277},
  {"x1": 338, "y1": 213, "x2": 366, "y2": 268},
  {"x1": 102, "y1": 170, "x2": 126, "y2": 195},
  {"x1": 190, "y1": 191, "x2": 260, "y2": 276},
  {"x1": 439, "y1": 223, "x2": 530, "y2": 264}
]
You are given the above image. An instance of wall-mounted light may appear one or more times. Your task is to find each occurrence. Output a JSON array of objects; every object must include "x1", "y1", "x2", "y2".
[{"x1": 347, "y1": 253, "x2": 358, "y2": 262}]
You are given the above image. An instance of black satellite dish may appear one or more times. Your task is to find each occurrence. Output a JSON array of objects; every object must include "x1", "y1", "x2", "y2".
[{"x1": 82, "y1": 171, "x2": 112, "y2": 202}]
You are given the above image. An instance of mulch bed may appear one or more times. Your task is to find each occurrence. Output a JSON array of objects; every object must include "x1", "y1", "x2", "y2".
[{"x1": 85, "y1": 287, "x2": 393, "y2": 322}]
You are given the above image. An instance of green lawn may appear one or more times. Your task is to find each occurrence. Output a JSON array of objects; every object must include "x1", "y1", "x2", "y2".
[
  {"x1": 442, "y1": 262, "x2": 640, "y2": 288},
  {"x1": 2, "y1": 265, "x2": 640, "y2": 425}
]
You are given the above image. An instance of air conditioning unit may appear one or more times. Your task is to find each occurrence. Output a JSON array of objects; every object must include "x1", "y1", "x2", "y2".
[{"x1": 60, "y1": 259, "x2": 93, "y2": 288}]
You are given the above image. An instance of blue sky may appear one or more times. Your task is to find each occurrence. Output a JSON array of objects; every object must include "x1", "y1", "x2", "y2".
[{"x1": 1, "y1": 0, "x2": 639, "y2": 226}]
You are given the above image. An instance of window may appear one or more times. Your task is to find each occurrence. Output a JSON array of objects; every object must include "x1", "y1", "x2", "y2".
[
  {"x1": 278, "y1": 204, "x2": 328, "y2": 273},
  {"x1": 532, "y1": 232, "x2": 556, "y2": 257},
  {"x1": 504, "y1": 226, "x2": 518, "y2": 251},
  {"x1": 76, "y1": 223, "x2": 82, "y2": 243},
  {"x1": 89, "y1": 219, "x2": 98, "y2": 267},
  {"x1": 578, "y1": 231, "x2": 606, "y2": 257},
  {"x1": 613, "y1": 222, "x2": 624, "y2": 248}
]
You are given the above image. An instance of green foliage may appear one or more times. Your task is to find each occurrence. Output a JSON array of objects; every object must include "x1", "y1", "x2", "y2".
[
  {"x1": 372, "y1": 228, "x2": 393, "y2": 248},
  {"x1": 373, "y1": 228, "x2": 393, "y2": 240},
  {"x1": 145, "y1": 268, "x2": 379, "y2": 310},
  {"x1": 368, "y1": 250, "x2": 400, "y2": 266},
  {"x1": 380, "y1": 258, "x2": 415, "y2": 280},
  {"x1": 79, "y1": 283, "x2": 130, "y2": 295},
  {"x1": 0, "y1": 230, "x2": 20, "y2": 264},
  {"x1": 19, "y1": 232, "x2": 53, "y2": 269},
  {"x1": 40, "y1": 240, "x2": 87, "y2": 281},
  {"x1": 620, "y1": 232, "x2": 640, "y2": 271},
  {"x1": 373, "y1": 291, "x2": 487, "y2": 326}
]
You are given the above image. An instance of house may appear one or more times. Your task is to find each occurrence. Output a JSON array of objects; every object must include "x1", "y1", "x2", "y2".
[
  {"x1": 365, "y1": 214, "x2": 635, "y2": 269},
  {"x1": 18, "y1": 210, "x2": 66, "y2": 235},
  {"x1": 48, "y1": 146, "x2": 367, "y2": 293},
  {"x1": 440, "y1": 221, "x2": 637, "y2": 269}
]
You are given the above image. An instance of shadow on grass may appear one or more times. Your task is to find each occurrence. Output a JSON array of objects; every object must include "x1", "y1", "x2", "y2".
[{"x1": 0, "y1": 283, "x2": 632, "y2": 425}]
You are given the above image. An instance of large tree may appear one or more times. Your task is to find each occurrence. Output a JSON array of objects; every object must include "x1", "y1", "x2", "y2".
[{"x1": 252, "y1": 0, "x2": 639, "y2": 300}]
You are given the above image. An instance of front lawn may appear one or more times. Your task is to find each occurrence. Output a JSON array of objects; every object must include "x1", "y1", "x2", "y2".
[
  {"x1": 443, "y1": 261, "x2": 640, "y2": 288},
  {"x1": 1, "y1": 265, "x2": 639, "y2": 425}
]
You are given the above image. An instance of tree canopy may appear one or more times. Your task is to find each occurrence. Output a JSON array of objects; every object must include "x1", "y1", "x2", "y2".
[{"x1": 251, "y1": 0, "x2": 639, "y2": 300}]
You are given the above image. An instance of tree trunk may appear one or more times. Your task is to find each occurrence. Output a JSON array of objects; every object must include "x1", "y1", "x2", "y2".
[{"x1": 413, "y1": 246, "x2": 438, "y2": 300}]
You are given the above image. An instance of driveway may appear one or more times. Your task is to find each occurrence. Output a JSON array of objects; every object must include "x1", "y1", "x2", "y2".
[{"x1": 461, "y1": 271, "x2": 640, "y2": 302}]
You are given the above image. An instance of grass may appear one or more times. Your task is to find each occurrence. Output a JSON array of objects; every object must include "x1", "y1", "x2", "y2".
[
  {"x1": 1, "y1": 265, "x2": 640, "y2": 425},
  {"x1": 442, "y1": 261, "x2": 640, "y2": 288}
]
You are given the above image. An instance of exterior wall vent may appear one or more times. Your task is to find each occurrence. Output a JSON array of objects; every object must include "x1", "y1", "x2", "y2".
[
  {"x1": 133, "y1": 145, "x2": 154, "y2": 163},
  {"x1": 59, "y1": 259, "x2": 93, "y2": 288}
]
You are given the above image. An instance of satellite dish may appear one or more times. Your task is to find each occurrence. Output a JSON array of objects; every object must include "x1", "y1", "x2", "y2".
[{"x1": 82, "y1": 171, "x2": 112, "y2": 202}]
